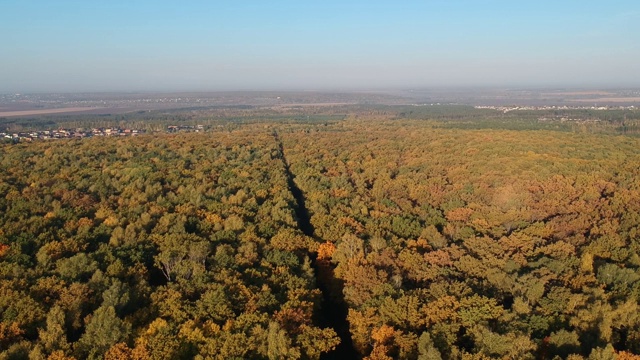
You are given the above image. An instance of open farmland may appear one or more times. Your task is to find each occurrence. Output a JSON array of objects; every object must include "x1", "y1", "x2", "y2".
[{"x1": 0, "y1": 107, "x2": 101, "y2": 117}]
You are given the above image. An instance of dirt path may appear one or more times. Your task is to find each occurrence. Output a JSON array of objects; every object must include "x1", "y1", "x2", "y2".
[{"x1": 273, "y1": 132, "x2": 360, "y2": 359}]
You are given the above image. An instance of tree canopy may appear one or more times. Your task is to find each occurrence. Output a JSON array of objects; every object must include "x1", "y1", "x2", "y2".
[{"x1": 1, "y1": 113, "x2": 640, "y2": 359}]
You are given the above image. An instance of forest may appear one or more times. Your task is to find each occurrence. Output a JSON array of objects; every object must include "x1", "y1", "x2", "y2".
[{"x1": 1, "y1": 108, "x2": 640, "y2": 359}]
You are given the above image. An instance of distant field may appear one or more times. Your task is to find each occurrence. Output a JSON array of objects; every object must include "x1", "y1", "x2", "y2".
[
  {"x1": 274, "y1": 102, "x2": 355, "y2": 107},
  {"x1": 542, "y1": 91, "x2": 614, "y2": 96},
  {"x1": 568, "y1": 97, "x2": 640, "y2": 103},
  {"x1": 0, "y1": 107, "x2": 101, "y2": 117}
]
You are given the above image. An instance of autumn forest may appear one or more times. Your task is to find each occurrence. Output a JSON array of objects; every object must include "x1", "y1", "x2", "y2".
[{"x1": 1, "y1": 106, "x2": 640, "y2": 359}]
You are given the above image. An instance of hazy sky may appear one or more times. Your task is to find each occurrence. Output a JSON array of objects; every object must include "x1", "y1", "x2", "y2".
[{"x1": 1, "y1": 1, "x2": 639, "y2": 92}]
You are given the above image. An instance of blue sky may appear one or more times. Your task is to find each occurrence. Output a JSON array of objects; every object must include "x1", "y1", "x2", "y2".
[{"x1": 1, "y1": 1, "x2": 639, "y2": 92}]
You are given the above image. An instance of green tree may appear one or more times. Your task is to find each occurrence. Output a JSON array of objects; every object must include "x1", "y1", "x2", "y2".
[
  {"x1": 38, "y1": 305, "x2": 70, "y2": 356},
  {"x1": 417, "y1": 332, "x2": 442, "y2": 360},
  {"x1": 76, "y1": 306, "x2": 130, "y2": 360},
  {"x1": 267, "y1": 321, "x2": 300, "y2": 360}
]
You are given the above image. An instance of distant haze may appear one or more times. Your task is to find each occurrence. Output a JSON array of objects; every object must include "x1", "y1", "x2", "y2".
[{"x1": 1, "y1": 1, "x2": 639, "y2": 92}]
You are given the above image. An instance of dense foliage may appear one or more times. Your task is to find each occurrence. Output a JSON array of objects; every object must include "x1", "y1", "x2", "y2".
[
  {"x1": 282, "y1": 120, "x2": 640, "y2": 359},
  {"x1": 0, "y1": 132, "x2": 338, "y2": 359},
  {"x1": 1, "y1": 113, "x2": 640, "y2": 359}
]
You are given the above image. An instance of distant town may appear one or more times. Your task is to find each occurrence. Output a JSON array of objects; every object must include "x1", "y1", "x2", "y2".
[
  {"x1": 1, "y1": 124, "x2": 205, "y2": 143},
  {"x1": 474, "y1": 105, "x2": 637, "y2": 113}
]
